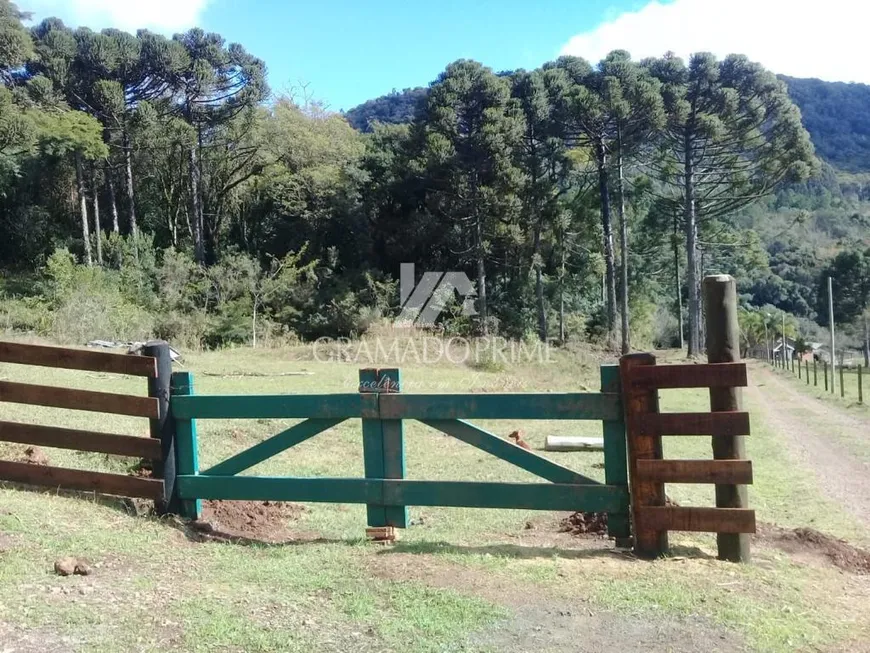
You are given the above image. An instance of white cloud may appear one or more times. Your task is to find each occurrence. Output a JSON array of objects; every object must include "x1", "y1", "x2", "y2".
[
  {"x1": 561, "y1": 0, "x2": 870, "y2": 83},
  {"x1": 26, "y1": 0, "x2": 210, "y2": 33}
]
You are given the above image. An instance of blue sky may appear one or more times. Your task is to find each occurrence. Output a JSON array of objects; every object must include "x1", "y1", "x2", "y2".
[
  {"x1": 199, "y1": 0, "x2": 627, "y2": 110},
  {"x1": 22, "y1": 0, "x2": 868, "y2": 111}
]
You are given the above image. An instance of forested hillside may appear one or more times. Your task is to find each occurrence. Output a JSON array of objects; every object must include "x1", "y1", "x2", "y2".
[
  {"x1": 0, "y1": 0, "x2": 866, "y2": 362},
  {"x1": 344, "y1": 87, "x2": 427, "y2": 132},
  {"x1": 780, "y1": 76, "x2": 870, "y2": 173}
]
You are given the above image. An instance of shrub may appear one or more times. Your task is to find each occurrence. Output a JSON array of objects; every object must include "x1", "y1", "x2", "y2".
[
  {"x1": 40, "y1": 248, "x2": 154, "y2": 344},
  {"x1": 0, "y1": 295, "x2": 51, "y2": 334}
]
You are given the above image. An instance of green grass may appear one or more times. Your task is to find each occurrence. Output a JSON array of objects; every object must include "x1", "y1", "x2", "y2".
[{"x1": 0, "y1": 342, "x2": 869, "y2": 651}]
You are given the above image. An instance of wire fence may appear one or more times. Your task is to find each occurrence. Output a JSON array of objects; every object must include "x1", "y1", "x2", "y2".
[{"x1": 769, "y1": 354, "x2": 865, "y2": 404}]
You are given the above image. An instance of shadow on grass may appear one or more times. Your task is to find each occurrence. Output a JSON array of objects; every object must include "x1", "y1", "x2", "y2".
[
  {"x1": 0, "y1": 480, "x2": 148, "y2": 516},
  {"x1": 376, "y1": 539, "x2": 632, "y2": 561},
  {"x1": 377, "y1": 541, "x2": 715, "y2": 562},
  {"x1": 666, "y1": 544, "x2": 716, "y2": 560},
  {"x1": 164, "y1": 517, "x2": 638, "y2": 559}
]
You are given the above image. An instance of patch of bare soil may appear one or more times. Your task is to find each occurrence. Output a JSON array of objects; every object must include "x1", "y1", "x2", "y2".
[
  {"x1": 559, "y1": 511, "x2": 608, "y2": 536},
  {"x1": 0, "y1": 530, "x2": 19, "y2": 553},
  {"x1": 366, "y1": 552, "x2": 745, "y2": 653},
  {"x1": 192, "y1": 500, "x2": 307, "y2": 543},
  {"x1": 0, "y1": 622, "x2": 79, "y2": 653},
  {"x1": 750, "y1": 366, "x2": 870, "y2": 527},
  {"x1": 474, "y1": 603, "x2": 744, "y2": 653},
  {"x1": 762, "y1": 524, "x2": 870, "y2": 574}
]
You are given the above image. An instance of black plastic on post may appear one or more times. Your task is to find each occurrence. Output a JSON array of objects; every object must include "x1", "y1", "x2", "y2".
[{"x1": 144, "y1": 341, "x2": 177, "y2": 514}]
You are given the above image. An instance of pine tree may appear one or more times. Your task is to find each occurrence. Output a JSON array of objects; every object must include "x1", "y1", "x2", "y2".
[
  {"x1": 644, "y1": 53, "x2": 815, "y2": 355},
  {"x1": 418, "y1": 60, "x2": 524, "y2": 334}
]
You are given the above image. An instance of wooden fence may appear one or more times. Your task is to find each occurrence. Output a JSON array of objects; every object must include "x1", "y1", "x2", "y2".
[
  {"x1": 619, "y1": 276, "x2": 755, "y2": 562},
  {"x1": 0, "y1": 341, "x2": 174, "y2": 508},
  {"x1": 0, "y1": 277, "x2": 756, "y2": 562},
  {"x1": 773, "y1": 350, "x2": 865, "y2": 404}
]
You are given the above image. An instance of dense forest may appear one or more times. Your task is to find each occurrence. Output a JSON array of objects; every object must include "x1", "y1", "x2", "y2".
[{"x1": 0, "y1": 0, "x2": 867, "y2": 363}]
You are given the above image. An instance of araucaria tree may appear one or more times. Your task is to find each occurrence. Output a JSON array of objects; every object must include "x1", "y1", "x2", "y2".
[
  {"x1": 597, "y1": 51, "x2": 664, "y2": 353},
  {"x1": 171, "y1": 28, "x2": 268, "y2": 263},
  {"x1": 418, "y1": 60, "x2": 523, "y2": 334},
  {"x1": 644, "y1": 52, "x2": 815, "y2": 355},
  {"x1": 510, "y1": 68, "x2": 571, "y2": 341}
]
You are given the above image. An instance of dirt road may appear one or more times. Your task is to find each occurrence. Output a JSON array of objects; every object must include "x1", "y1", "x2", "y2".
[{"x1": 749, "y1": 364, "x2": 870, "y2": 527}]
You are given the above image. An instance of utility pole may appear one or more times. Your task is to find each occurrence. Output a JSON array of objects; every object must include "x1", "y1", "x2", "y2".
[
  {"x1": 828, "y1": 275, "x2": 836, "y2": 395},
  {"x1": 763, "y1": 317, "x2": 770, "y2": 363}
]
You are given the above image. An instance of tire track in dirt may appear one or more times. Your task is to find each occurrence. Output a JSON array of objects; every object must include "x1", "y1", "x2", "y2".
[{"x1": 749, "y1": 365, "x2": 870, "y2": 527}]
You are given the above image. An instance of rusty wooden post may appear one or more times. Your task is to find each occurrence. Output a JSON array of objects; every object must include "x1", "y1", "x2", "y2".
[
  {"x1": 824, "y1": 361, "x2": 828, "y2": 392},
  {"x1": 620, "y1": 353, "x2": 667, "y2": 558},
  {"x1": 703, "y1": 275, "x2": 750, "y2": 563},
  {"x1": 813, "y1": 358, "x2": 817, "y2": 386}
]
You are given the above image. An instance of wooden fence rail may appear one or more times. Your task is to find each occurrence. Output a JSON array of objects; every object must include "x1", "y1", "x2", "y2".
[
  {"x1": 0, "y1": 341, "x2": 157, "y2": 377},
  {"x1": 0, "y1": 340, "x2": 172, "y2": 507}
]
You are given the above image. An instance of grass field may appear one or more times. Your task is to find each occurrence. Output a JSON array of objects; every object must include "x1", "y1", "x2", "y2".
[{"x1": 1, "y1": 340, "x2": 869, "y2": 652}]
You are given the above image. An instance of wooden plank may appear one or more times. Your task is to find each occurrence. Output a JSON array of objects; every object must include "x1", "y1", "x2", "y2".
[
  {"x1": 379, "y1": 392, "x2": 621, "y2": 421},
  {"x1": 175, "y1": 475, "x2": 629, "y2": 512},
  {"x1": 0, "y1": 460, "x2": 163, "y2": 499},
  {"x1": 628, "y1": 362, "x2": 747, "y2": 389},
  {"x1": 636, "y1": 412, "x2": 750, "y2": 437},
  {"x1": 0, "y1": 341, "x2": 156, "y2": 377},
  {"x1": 378, "y1": 368, "x2": 408, "y2": 528},
  {"x1": 620, "y1": 353, "x2": 668, "y2": 557},
  {"x1": 0, "y1": 421, "x2": 161, "y2": 459},
  {"x1": 178, "y1": 475, "x2": 382, "y2": 503},
  {"x1": 635, "y1": 507, "x2": 756, "y2": 534},
  {"x1": 422, "y1": 419, "x2": 599, "y2": 485},
  {"x1": 202, "y1": 418, "x2": 345, "y2": 477},
  {"x1": 366, "y1": 526, "x2": 397, "y2": 542},
  {"x1": 0, "y1": 380, "x2": 158, "y2": 418},
  {"x1": 635, "y1": 459, "x2": 753, "y2": 485},
  {"x1": 600, "y1": 364, "x2": 630, "y2": 541},
  {"x1": 383, "y1": 480, "x2": 627, "y2": 512},
  {"x1": 170, "y1": 393, "x2": 365, "y2": 419}
]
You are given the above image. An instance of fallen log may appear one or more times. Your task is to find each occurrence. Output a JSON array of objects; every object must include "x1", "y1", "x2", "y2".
[{"x1": 544, "y1": 436, "x2": 604, "y2": 452}]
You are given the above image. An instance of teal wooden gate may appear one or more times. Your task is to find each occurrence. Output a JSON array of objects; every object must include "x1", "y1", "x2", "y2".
[{"x1": 169, "y1": 366, "x2": 630, "y2": 540}]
